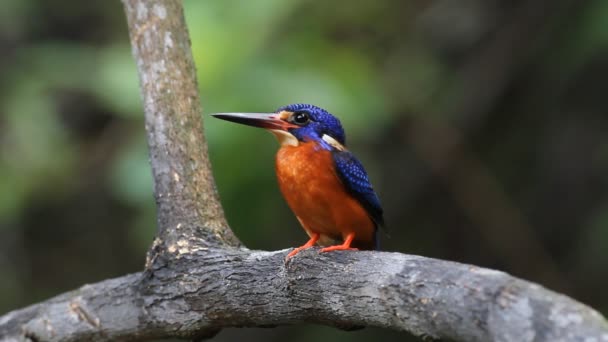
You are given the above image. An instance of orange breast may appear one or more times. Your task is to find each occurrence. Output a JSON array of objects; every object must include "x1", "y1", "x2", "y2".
[{"x1": 275, "y1": 141, "x2": 375, "y2": 249}]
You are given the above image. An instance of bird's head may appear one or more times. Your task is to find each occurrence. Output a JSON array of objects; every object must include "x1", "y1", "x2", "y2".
[{"x1": 212, "y1": 104, "x2": 346, "y2": 150}]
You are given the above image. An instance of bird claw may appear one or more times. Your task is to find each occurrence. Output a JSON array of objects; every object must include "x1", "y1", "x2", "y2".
[
  {"x1": 285, "y1": 248, "x2": 304, "y2": 260},
  {"x1": 319, "y1": 246, "x2": 358, "y2": 253},
  {"x1": 285, "y1": 234, "x2": 320, "y2": 261}
]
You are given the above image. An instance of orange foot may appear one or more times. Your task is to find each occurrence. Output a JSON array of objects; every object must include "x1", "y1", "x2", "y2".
[
  {"x1": 319, "y1": 233, "x2": 358, "y2": 253},
  {"x1": 286, "y1": 233, "x2": 320, "y2": 260}
]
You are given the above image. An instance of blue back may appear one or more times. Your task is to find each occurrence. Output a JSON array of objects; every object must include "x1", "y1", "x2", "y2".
[{"x1": 333, "y1": 150, "x2": 385, "y2": 230}]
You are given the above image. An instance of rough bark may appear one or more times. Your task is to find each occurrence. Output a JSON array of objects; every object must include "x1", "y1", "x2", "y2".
[
  {"x1": 2, "y1": 248, "x2": 607, "y2": 342},
  {"x1": 1, "y1": 0, "x2": 607, "y2": 341},
  {"x1": 122, "y1": 0, "x2": 240, "y2": 249}
]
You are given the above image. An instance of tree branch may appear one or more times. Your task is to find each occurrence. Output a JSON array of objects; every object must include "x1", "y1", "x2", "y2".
[
  {"x1": 1, "y1": 249, "x2": 607, "y2": 342},
  {"x1": 122, "y1": 0, "x2": 240, "y2": 248},
  {"x1": 1, "y1": 1, "x2": 607, "y2": 341}
]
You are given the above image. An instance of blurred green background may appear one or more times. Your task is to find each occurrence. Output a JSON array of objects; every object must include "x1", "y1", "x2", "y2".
[{"x1": 1, "y1": 0, "x2": 607, "y2": 341}]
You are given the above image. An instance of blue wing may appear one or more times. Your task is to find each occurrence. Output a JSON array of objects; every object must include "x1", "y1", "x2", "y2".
[{"x1": 332, "y1": 150, "x2": 385, "y2": 231}]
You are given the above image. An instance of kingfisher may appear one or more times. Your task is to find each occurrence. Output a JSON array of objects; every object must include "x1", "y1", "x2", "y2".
[{"x1": 212, "y1": 104, "x2": 384, "y2": 259}]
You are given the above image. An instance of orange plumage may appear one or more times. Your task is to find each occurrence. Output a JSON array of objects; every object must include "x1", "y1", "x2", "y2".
[
  {"x1": 276, "y1": 141, "x2": 376, "y2": 251},
  {"x1": 212, "y1": 103, "x2": 383, "y2": 260}
]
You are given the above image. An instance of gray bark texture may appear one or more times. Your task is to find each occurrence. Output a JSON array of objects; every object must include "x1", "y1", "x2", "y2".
[
  {"x1": 1, "y1": 0, "x2": 607, "y2": 341},
  {"x1": 1, "y1": 248, "x2": 608, "y2": 342}
]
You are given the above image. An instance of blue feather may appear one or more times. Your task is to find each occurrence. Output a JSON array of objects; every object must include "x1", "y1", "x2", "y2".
[
  {"x1": 332, "y1": 150, "x2": 384, "y2": 248},
  {"x1": 277, "y1": 104, "x2": 346, "y2": 145}
]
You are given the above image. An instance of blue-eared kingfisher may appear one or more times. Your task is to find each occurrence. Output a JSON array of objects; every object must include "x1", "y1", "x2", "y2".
[{"x1": 212, "y1": 104, "x2": 384, "y2": 259}]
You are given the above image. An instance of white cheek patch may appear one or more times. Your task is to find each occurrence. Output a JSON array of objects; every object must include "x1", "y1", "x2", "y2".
[
  {"x1": 270, "y1": 129, "x2": 299, "y2": 146},
  {"x1": 322, "y1": 134, "x2": 345, "y2": 151}
]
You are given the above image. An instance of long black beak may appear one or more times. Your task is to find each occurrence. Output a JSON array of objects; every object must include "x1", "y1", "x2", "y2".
[{"x1": 211, "y1": 113, "x2": 297, "y2": 131}]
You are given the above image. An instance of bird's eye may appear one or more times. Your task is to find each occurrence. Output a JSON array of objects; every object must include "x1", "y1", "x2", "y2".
[{"x1": 290, "y1": 111, "x2": 310, "y2": 126}]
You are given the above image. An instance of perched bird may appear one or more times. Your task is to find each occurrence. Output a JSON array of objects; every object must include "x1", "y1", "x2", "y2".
[{"x1": 212, "y1": 104, "x2": 384, "y2": 259}]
